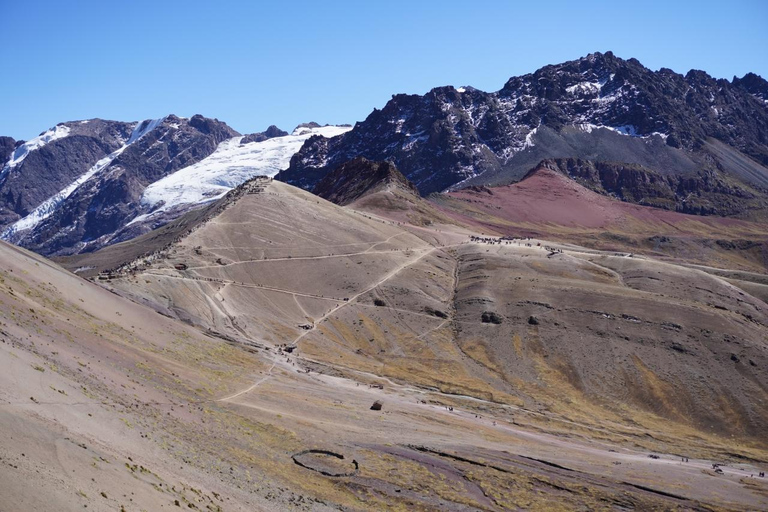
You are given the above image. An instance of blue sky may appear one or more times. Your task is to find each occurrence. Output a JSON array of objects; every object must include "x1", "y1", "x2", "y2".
[{"x1": 2, "y1": 0, "x2": 766, "y2": 140}]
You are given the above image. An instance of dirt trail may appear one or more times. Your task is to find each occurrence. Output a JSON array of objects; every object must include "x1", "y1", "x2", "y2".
[
  {"x1": 144, "y1": 271, "x2": 344, "y2": 301},
  {"x1": 287, "y1": 245, "x2": 444, "y2": 348},
  {"x1": 186, "y1": 248, "x2": 407, "y2": 270},
  {"x1": 217, "y1": 361, "x2": 278, "y2": 402},
  {"x1": 214, "y1": 243, "x2": 458, "y2": 404}
]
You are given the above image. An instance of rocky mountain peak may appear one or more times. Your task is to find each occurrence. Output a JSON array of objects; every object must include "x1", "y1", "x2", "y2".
[
  {"x1": 264, "y1": 125, "x2": 288, "y2": 138},
  {"x1": 241, "y1": 125, "x2": 289, "y2": 144},
  {"x1": 0, "y1": 136, "x2": 16, "y2": 166},
  {"x1": 733, "y1": 72, "x2": 768, "y2": 102},
  {"x1": 312, "y1": 157, "x2": 419, "y2": 206},
  {"x1": 0, "y1": 114, "x2": 241, "y2": 255},
  {"x1": 280, "y1": 51, "x2": 768, "y2": 203}
]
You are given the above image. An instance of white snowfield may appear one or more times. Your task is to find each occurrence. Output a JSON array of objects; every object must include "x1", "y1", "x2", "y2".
[
  {"x1": 1, "y1": 119, "x2": 164, "y2": 241},
  {"x1": 137, "y1": 125, "x2": 351, "y2": 221},
  {"x1": 1, "y1": 120, "x2": 350, "y2": 241}
]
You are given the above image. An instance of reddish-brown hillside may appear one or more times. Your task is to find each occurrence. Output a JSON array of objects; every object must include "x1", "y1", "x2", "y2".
[{"x1": 432, "y1": 166, "x2": 768, "y2": 271}]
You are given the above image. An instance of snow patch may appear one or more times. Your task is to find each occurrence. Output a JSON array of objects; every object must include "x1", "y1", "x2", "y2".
[
  {"x1": 575, "y1": 123, "x2": 667, "y2": 140},
  {"x1": 523, "y1": 127, "x2": 538, "y2": 149},
  {"x1": 127, "y1": 117, "x2": 165, "y2": 145},
  {"x1": 565, "y1": 75, "x2": 611, "y2": 96},
  {"x1": 610, "y1": 125, "x2": 639, "y2": 136},
  {"x1": 402, "y1": 130, "x2": 428, "y2": 151}
]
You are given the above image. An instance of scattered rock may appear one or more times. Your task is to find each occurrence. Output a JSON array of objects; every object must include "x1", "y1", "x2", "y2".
[
  {"x1": 528, "y1": 316, "x2": 539, "y2": 325},
  {"x1": 370, "y1": 400, "x2": 383, "y2": 411},
  {"x1": 481, "y1": 311, "x2": 503, "y2": 324},
  {"x1": 424, "y1": 306, "x2": 448, "y2": 318}
]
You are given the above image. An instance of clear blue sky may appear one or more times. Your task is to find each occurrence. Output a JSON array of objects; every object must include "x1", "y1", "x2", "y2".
[{"x1": 2, "y1": 0, "x2": 766, "y2": 141}]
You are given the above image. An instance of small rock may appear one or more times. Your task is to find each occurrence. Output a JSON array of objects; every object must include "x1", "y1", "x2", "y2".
[{"x1": 481, "y1": 311, "x2": 503, "y2": 324}]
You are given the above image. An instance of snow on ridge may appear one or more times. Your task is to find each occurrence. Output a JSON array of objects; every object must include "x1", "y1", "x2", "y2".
[
  {"x1": 1, "y1": 125, "x2": 72, "y2": 176},
  {"x1": 291, "y1": 125, "x2": 349, "y2": 138},
  {"x1": 1, "y1": 151, "x2": 119, "y2": 241},
  {"x1": 565, "y1": 74, "x2": 613, "y2": 96},
  {"x1": 1, "y1": 117, "x2": 166, "y2": 241},
  {"x1": 136, "y1": 125, "x2": 353, "y2": 223},
  {"x1": 127, "y1": 117, "x2": 166, "y2": 145},
  {"x1": 575, "y1": 123, "x2": 667, "y2": 140}
]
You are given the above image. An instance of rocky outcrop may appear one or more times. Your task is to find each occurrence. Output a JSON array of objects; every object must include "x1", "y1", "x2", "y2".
[
  {"x1": 240, "y1": 125, "x2": 288, "y2": 144},
  {"x1": 279, "y1": 52, "x2": 768, "y2": 209},
  {"x1": 312, "y1": 157, "x2": 419, "y2": 206},
  {"x1": 540, "y1": 158, "x2": 767, "y2": 218},
  {"x1": 0, "y1": 120, "x2": 135, "y2": 226},
  {"x1": 732, "y1": 72, "x2": 768, "y2": 104},
  {"x1": 0, "y1": 136, "x2": 15, "y2": 166},
  {"x1": 1, "y1": 115, "x2": 239, "y2": 255}
]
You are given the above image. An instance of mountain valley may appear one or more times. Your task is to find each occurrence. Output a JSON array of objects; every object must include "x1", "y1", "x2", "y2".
[{"x1": 2, "y1": 50, "x2": 768, "y2": 511}]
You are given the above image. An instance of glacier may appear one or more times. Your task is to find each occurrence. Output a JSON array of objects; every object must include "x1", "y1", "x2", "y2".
[{"x1": 137, "y1": 125, "x2": 351, "y2": 221}]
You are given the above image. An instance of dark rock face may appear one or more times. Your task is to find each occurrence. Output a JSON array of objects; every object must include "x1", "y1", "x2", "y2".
[
  {"x1": 0, "y1": 136, "x2": 15, "y2": 166},
  {"x1": 1, "y1": 115, "x2": 240, "y2": 256},
  {"x1": 240, "y1": 125, "x2": 289, "y2": 144},
  {"x1": 0, "y1": 120, "x2": 135, "y2": 227},
  {"x1": 732, "y1": 72, "x2": 768, "y2": 103},
  {"x1": 279, "y1": 52, "x2": 768, "y2": 210},
  {"x1": 482, "y1": 311, "x2": 504, "y2": 324},
  {"x1": 540, "y1": 158, "x2": 767, "y2": 218},
  {"x1": 312, "y1": 157, "x2": 419, "y2": 206}
]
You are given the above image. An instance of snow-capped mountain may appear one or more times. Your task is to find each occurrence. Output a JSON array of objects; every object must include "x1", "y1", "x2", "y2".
[
  {"x1": 3, "y1": 51, "x2": 768, "y2": 257},
  {"x1": 136, "y1": 124, "x2": 351, "y2": 225},
  {"x1": 0, "y1": 116, "x2": 350, "y2": 256},
  {"x1": 278, "y1": 51, "x2": 768, "y2": 218}
]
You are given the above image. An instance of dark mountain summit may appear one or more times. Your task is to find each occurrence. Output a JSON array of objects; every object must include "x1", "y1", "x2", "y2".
[
  {"x1": 0, "y1": 115, "x2": 239, "y2": 255},
  {"x1": 278, "y1": 52, "x2": 768, "y2": 218},
  {"x1": 2, "y1": 52, "x2": 768, "y2": 259},
  {"x1": 732, "y1": 72, "x2": 768, "y2": 103},
  {"x1": 0, "y1": 136, "x2": 16, "y2": 167},
  {"x1": 241, "y1": 125, "x2": 289, "y2": 144},
  {"x1": 0, "y1": 119, "x2": 135, "y2": 227},
  {"x1": 312, "y1": 157, "x2": 419, "y2": 206}
]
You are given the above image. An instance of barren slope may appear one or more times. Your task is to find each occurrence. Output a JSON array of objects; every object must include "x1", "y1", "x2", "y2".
[
  {"x1": 15, "y1": 176, "x2": 768, "y2": 510},
  {"x1": 433, "y1": 167, "x2": 768, "y2": 272}
]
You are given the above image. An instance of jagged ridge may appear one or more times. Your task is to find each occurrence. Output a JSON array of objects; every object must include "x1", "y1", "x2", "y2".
[{"x1": 278, "y1": 51, "x2": 768, "y2": 208}]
